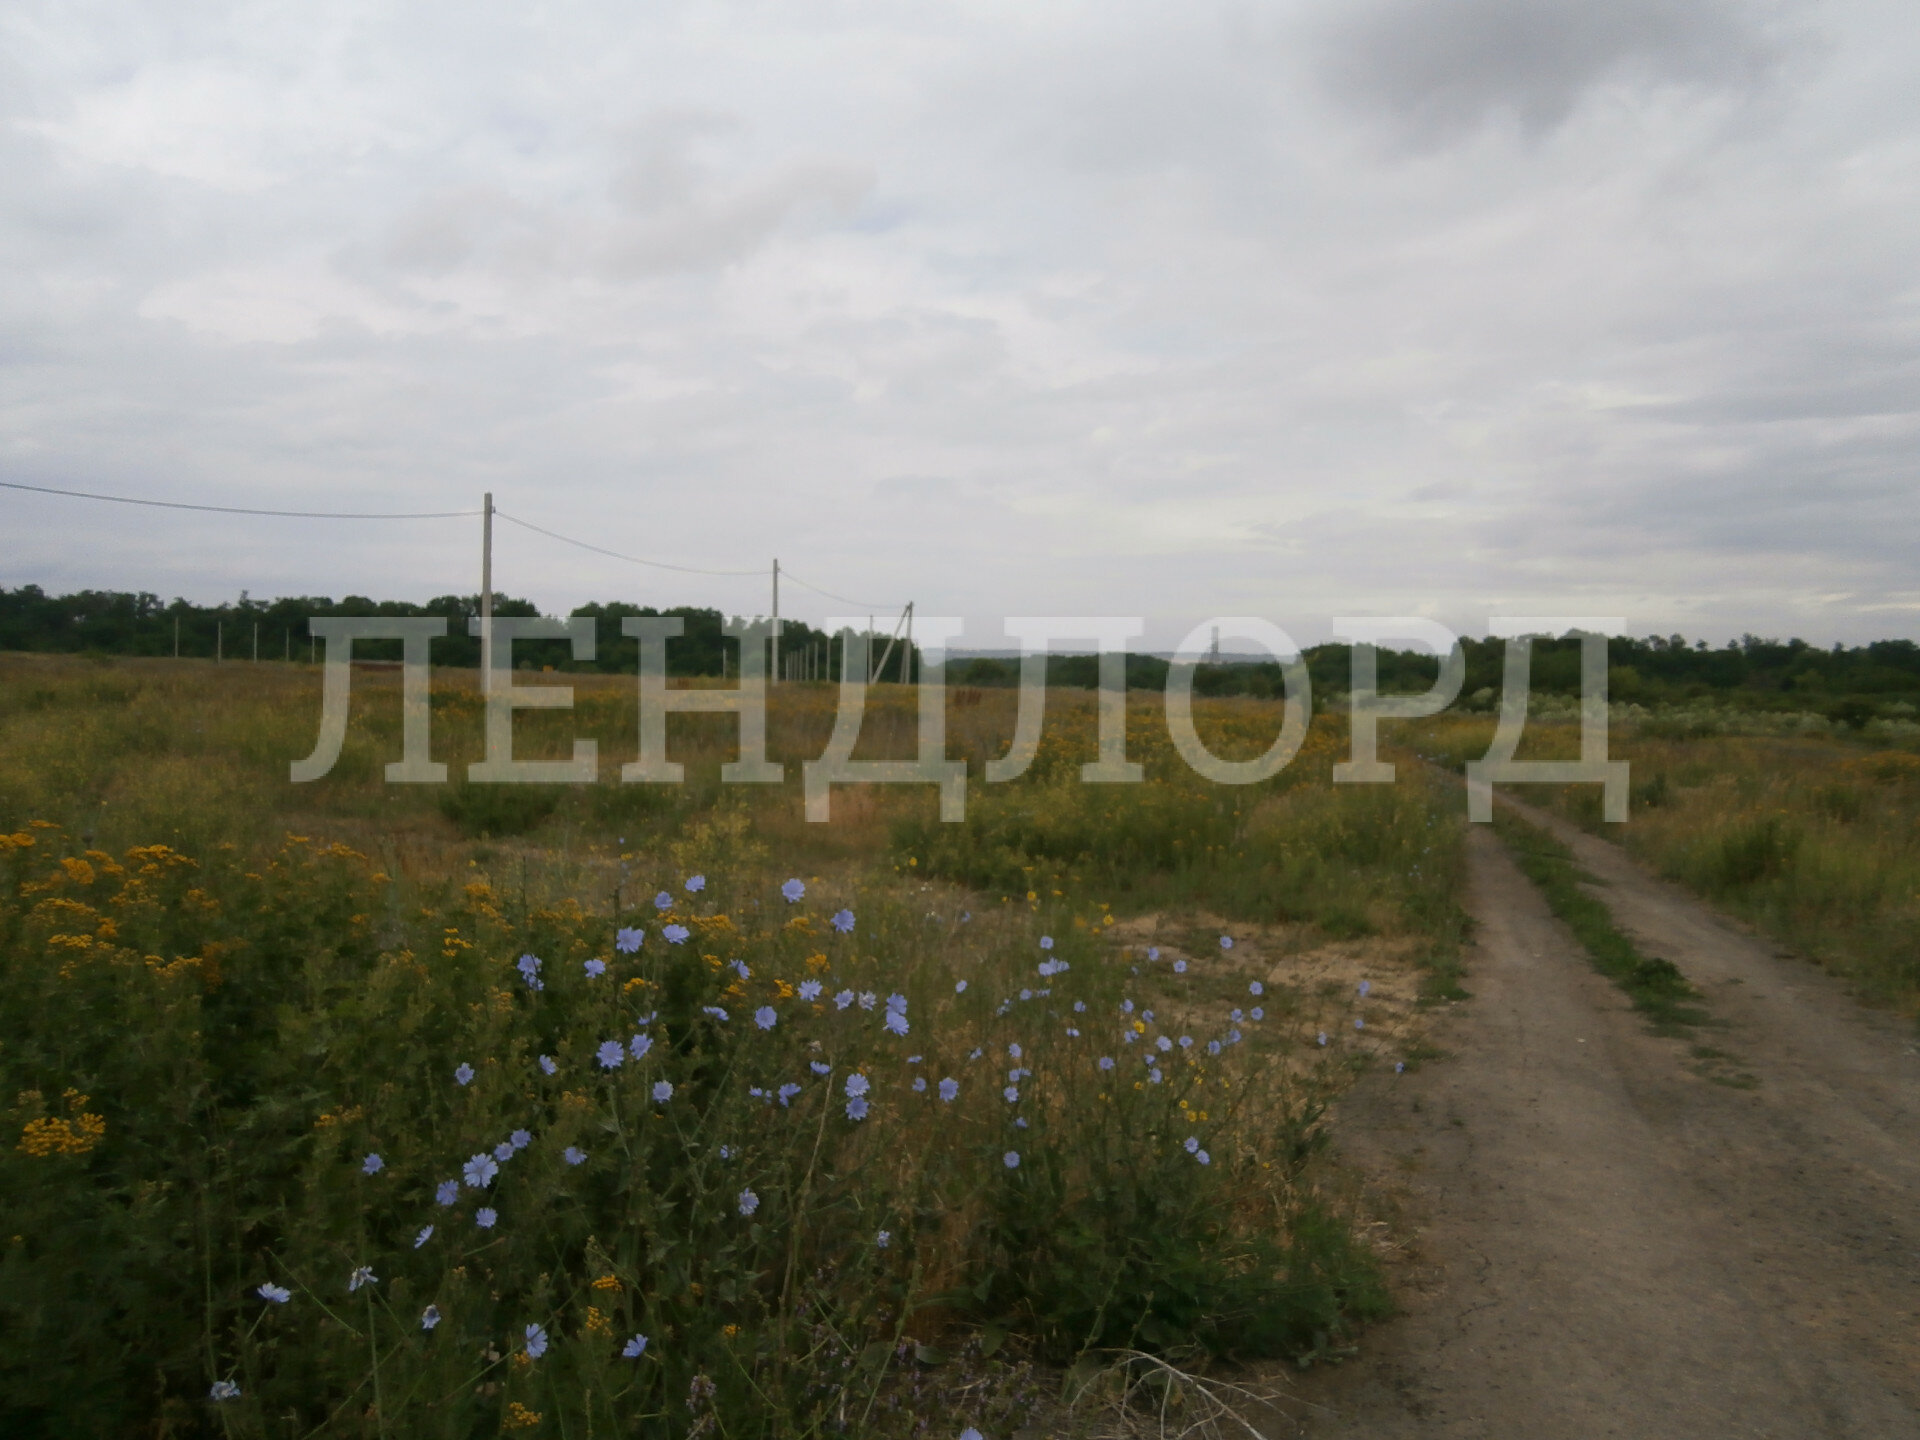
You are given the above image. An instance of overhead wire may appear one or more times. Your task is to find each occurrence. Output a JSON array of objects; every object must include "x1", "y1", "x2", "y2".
[{"x1": 0, "y1": 478, "x2": 481, "y2": 519}]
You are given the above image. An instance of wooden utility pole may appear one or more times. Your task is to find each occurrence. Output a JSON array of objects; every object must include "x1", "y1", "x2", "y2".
[
  {"x1": 481, "y1": 492, "x2": 494, "y2": 690},
  {"x1": 771, "y1": 558, "x2": 781, "y2": 685},
  {"x1": 216, "y1": 621, "x2": 222, "y2": 663}
]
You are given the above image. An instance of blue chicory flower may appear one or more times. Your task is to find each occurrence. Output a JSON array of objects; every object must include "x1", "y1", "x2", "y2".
[
  {"x1": 463, "y1": 1153, "x2": 498, "y2": 1188},
  {"x1": 755, "y1": 1006, "x2": 777, "y2": 1030},
  {"x1": 663, "y1": 924, "x2": 690, "y2": 944},
  {"x1": 781, "y1": 878, "x2": 805, "y2": 902},
  {"x1": 631, "y1": 1033, "x2": 653, "y2": 1059},
  {"x1": 585, "y1": 958, "x2": 607, "y2": 978},
  {"x1": 623, "y1": 1333, "x2": 648, "y2": 1357},
  {"x1": 831, "y1": 908, "x2": 855, "y2": 933},
  {"x1": 258, "y1": 1282, "x2": 291, "y2": 1304},
  {"x1": 454, "y1": 1063, "x2": 475, "y2": 1086},
  {"x1": 525, "y1": 1323, "x2": 548, "y2": 1358},
  {"x1": 421, "y1": 1305, "x2": 441, "y2": 1330},
  {"x1": 210, "y1": 1380, "x2": 240, "y2": 1401},
  {"x1": 939, "y1": 1077, "x2": 959, "y2": 1102},
  {"x1": 653, "y1": 891, "x2": 673, "y2": 911},
  {"x1": 810, "y1": 1060, "x2": 831, "y2": 1076},
  {"x1": 597, "y1": 1040, "x2": 624, "y2": 1068},
  {"x1": 414, "y1": 1225, "x2": 433, "y2": 1248},
  {"x1": 1003, "y1": 1151, "x2": 1020, "y2": 1169},
  {"x1": 436, "y1": 1179, "x2": 459, "y2": 1206},
  {"x1": 475, "y1": 1207, "x2": 497, "y2": 1229},
  {"x1": 564, "y1": 1146, "x2": 586, "y2": 1165},
  {"x1": 362, "y1": 1153, "x2": 383, "y2": 1175},
  {"x1": 539, "y1": 1054, "x2": 558, "y2": 1074},
  {"x1": 615, "y1": 927, "x2": 644, "y2": 953},
  {"x1": 652, "y1": 1080, "x2": 674, "y2": 1103},
  {"x1": 738, "y1": 1189, "x2": 759, "y2": 1216}
]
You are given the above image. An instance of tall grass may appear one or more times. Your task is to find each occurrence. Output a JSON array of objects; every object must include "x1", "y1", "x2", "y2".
[{"x1": 0, "y1": 653, "x2": 1460, "y2": 1435}]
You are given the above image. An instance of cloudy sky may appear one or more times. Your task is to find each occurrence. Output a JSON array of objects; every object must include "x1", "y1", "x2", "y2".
[{"x1": 3, "y1": 0, "x2": 1917, "y2": 647}]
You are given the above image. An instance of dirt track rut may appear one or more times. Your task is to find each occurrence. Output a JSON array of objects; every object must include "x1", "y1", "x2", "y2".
[{"x1": 1289, "y1": 801, "x2": 1920, "y2": 1438}]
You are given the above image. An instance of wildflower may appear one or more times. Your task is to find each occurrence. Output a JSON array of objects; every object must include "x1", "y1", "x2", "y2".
[
  {"x1": 755, "y1": 1006, "x2": 777, "y2": 1030},
  {"x1": 258, "y1": 1282, "x2": 291, "y2": 1304},
  {"x1": 1098, "y1": 1056, "x2": 1114, "y2": 1071},
  {"x1": 1208, "y1": 1039, "x2": 1221, "y2": 1055},
  {"x1": 1173, "y1": 960, "x2": 1187, "y2": 973},
  {"x1": 810, "y1": 1060, "x2": 831, "y2": 1075},
  {"x1": 834, "y1": 989, "x2": 855, "y2": 1009},
  {"x1": 623, "y1": 1333, "x2": 649, "y2": 1357},
  {"x1": 686, "y1": 874, "x2": 705, "y2": 892},
  {"x1": 1073, "y1": 999, "x2": 1086, "y2": 1012},
  {"x1": 1014, "y1": 1116, "x2": 1028, "y2": 1128},
  {"x1": 961, "y1": 1430, "x2": 983, "y2": 1440},
  {"x1": 539, "y1": 1054, "x2": 558, "y2": 1074},
  {"x1": 738, "y1": 1189, "x2": 759, "y2": 1216},
  {"x1": 908, "y1": 1054, "x2": 922, "y2": 1063},
  {"x1": 1008, "y1": 1042, "x2": 1022, "y2": 1059},
  {"x1": 1120, "y1": 1000, "x2": 1134, "y2": 1014},
  {"x1": 1143, "y1": 1009, "x2": 1155, "y2": 1023},
  {"x1": 969, "y1": 1047, "x2": 983, "y2": 1059},
  {"x1": 798, "y1": 979, "x2": 823, "y2": 1000},
  {"x1": 654, "y1": 891, "x2": 674, "y2": 911},
  {"x1": 1147, "y1": 946, "x2": 1160, "y2": 961},
  {"x1": 414, "y1": 1224, "x2": 434, "y2": 1248},
  {"x1": 1317, "y1": 1032, "x2": 1328, "y2": 1046},
  {"x1": 1184, "y1": 1135, "x2": 1199, "y2": 1153},
  {"x1": 883, "y1": 1009, "x2": 909, "y2": 1036},
  {"x1": 455, "y1": 1062, "x2": 475, "y2": 1086},
  {"x1": 1066, "y1": 1027, "x2": 1080, "y2": 1037},
  {"x1": 631, "y1": 1033, "x2": 653, "y2": 1059},
  {"x1": 1249, "y1": 982, "x2": 1264, "y2": 996},
  {"x1": 955, "y1": 979, "x2": 968, "y2": 993},
  {"x1": 585, "y1": 958, "x2": 608, "y2": 978},
  {"x1": 876, "y1": 1229, "x2": 891, "y2": 1248},
  {"x1": 663, "y1": 923, "x2": 690, "y2": 944},
  {"x1": 1228, "y1": 1028, "x2": 1243, "y2": 1044},
  {"x1": 636, "y1": 1010, "x2": 657, "y2": 1024},
  {"x1": 1251, "y1": 1007, "x2": 1264, "y2": 1021},
  {"x1": 939, "y1": 1077, "x2": 959, "y2": 1102},
  {"x1": 1358, "y1": 979, "x2": 1371, "y2": 996},
  {"x1": 782, "y1": 878, "x2": 806, "y2": 902},
  {"x1": 421, "y1": 1305, "x2": 442, "y2": 1330},
  {"x1": 1156, "y1": 1036, "x2": 1173, "y2": 1053},
  {"x1": 1220, "y1": 935, "x2": 1233, "y2": 950},
  {"x1": 525, "y1": 1323, "x2": 549, "y2": 1359},
  {"x1": 1148, "y1": 1067, "x2": 1163, "y2": 1083},
  {"x1": 349, "y1": 1267, "x2": 376, "y2": 1292},
  {"x1": 730, "y1": 958, "x2": 751, "y2": 979},
  {"x1": 564, "y1": 1146, "x2": 586, "y2": 1165},
  {"x1": 210, "y1": 1380, "x2": 241, "y2": 1401},
  {"x1": 1196, "y1": 1150, "x2": 1211, "y2": 1165},
  {"x1": 718, "y1": 1145, "x2": 731, "y2": 1159},
  {"x1": 846, "y1": 1096, "x2": 869, "y2": 1120},
  {"x1": 1178, "y1": 1035, "x2": 1193, "y2": 1049},
  {"x1": 962, "y1": 911, "x2": 971, "y2": 921},
  {"x1": 476, "y1": 1207, "x2": 498, "y2": 1229},
  {"x1": 1003, "y1": 1151, "x2": 1020, "y2": 1169},
  {"x1": 1019, "y1": 988, "x2": 1032, "y2": 1001},
  {"x1": 510, "y1": 1129, "x2": 531, "y2": 1151},
  {"x1": 858, "y1": 991, "x2": 877, "y2": 1010},
  {"x1": 464, "y1": 1153, "x2": 499, "y2": 1188},
  {"x1": 831, "y1": 908, "x2": 855, "y2": 933},
  {"x1": 912, "y1": 1076, "x2": 927, "y2": 1092},
  {"x1": 653, "y1": 1080, "x2": 674, "y2": 1103},
  {"x1": 436, "y1": 1179, "x2": 459, "y2": 1206},
  {"x1": 494, "y1": 1141, "x2": 514, "y2": 1162},
  {"x1": 1004, "y1": 1085, "x2": 1019, "y2": 1103},
  {"x1": 1355, "y1": 1017, "x2": 1365, "y2": 1031},
  {"x1": 1395, "y1": 1061, "x2": 1406, "y2": 1074},
  {"x1": 614, "y1": 927, "x2": 644, "y2": 954},
  {"x1": 516, "y1": 953, "x2": 542, "y2": 988},
  {"x1": 1231, "y1": 1008, "x2": 1244, "y2": 1023},
  {"x1": 845, "y1": 1073, "x2": 872, "y2": 1099},
  {"x1": 597, "y1": 1041, "x2": 624, "y2": 1069},
  {"x1": 1040, "y1": 935, "x2": 1053, "y2": 950},
  {"x1": 778, "y1": 1082, "x2": 802, "y2": 1105},
  {"x1": 362, "y1": 1153, "x2": 384, "y2": 1175}
]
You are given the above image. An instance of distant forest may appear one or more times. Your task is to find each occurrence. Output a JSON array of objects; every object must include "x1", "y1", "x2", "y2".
[{"x1": 4, "y1": 585, "x2": 1920, "y2": 717}]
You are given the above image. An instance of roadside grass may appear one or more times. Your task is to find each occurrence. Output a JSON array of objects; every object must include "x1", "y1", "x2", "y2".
[
  {"x1": 0, "y1": 652, "x2": 1457, "y2": 1436},
  {"x1": 1493, "y1": 809, "x2": 1709, "y2": 1035}
]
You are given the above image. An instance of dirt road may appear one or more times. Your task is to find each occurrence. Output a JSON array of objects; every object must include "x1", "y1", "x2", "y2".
[{"x1": 1290, "y1": 801, "x2": 1920, "y2": 1438}]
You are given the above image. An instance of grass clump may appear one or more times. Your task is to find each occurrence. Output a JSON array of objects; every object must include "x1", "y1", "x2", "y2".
[{"x1": 1494, "y1": 810, "x2": 1709, "y2": 1034}]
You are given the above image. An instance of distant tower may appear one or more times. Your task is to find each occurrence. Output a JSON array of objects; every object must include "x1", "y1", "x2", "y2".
[{"x1": 1209, "y1": 625, "x2": 1220, "y2": 664}]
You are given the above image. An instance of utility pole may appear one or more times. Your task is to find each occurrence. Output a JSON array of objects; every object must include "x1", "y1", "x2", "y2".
[
  {"x1": 481, "y1": 492, "x2": 494, "y2": 691},
  {"x1": 284, "y1": 630, "x2": 290, "y2": 663},
  {"x1": 252, "y1": 622, "x2": 258, "y2": 662},
  {"x1": 771, "y1": 558, "x2": 781, "y2": 685},
  {"x1": 173, "y1": 615, "x2": 179, "y2": 658},
  {"x1": 216, "y1": 621, "x2": 222, "y2": 663}
]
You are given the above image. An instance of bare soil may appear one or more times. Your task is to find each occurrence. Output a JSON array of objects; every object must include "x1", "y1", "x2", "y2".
[{"x1": 1285, "y1": 799, "x2": 1920, "y2": 1438}]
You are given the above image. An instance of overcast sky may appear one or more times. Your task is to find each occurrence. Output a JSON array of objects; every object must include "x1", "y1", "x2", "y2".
[{"x1": 3, "y1": 0, "x2": 1917, "y2": 648}]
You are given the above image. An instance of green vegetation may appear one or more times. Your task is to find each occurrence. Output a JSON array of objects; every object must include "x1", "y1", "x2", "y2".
[
  {"x1": 1494, "y1": 810, "x2": 1708, "y2": 1034},
  {"x1": 0, "y1": 653, "x2": 1454, "y2": 1436}
]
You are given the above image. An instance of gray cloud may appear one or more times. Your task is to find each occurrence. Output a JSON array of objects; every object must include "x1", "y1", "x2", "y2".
[{"x1": 1318, "y1": 0, "x2": 1786, "y2": 140}]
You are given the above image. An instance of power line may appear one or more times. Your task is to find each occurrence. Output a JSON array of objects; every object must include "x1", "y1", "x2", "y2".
[
  {"x1": 779, "y1": 568, "x2": 897, "y2": 613},
  {"x1": 492, "y1": 509, "x2": 765, "y2": 578},
  {"x1": 0, "y1": 478, "x2": 481, "y2": 519}
]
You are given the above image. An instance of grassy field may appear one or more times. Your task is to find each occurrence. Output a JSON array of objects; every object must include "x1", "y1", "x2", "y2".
[{"x1": 0, "y1": 653, "x2": 1467, "y2": 1438}]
